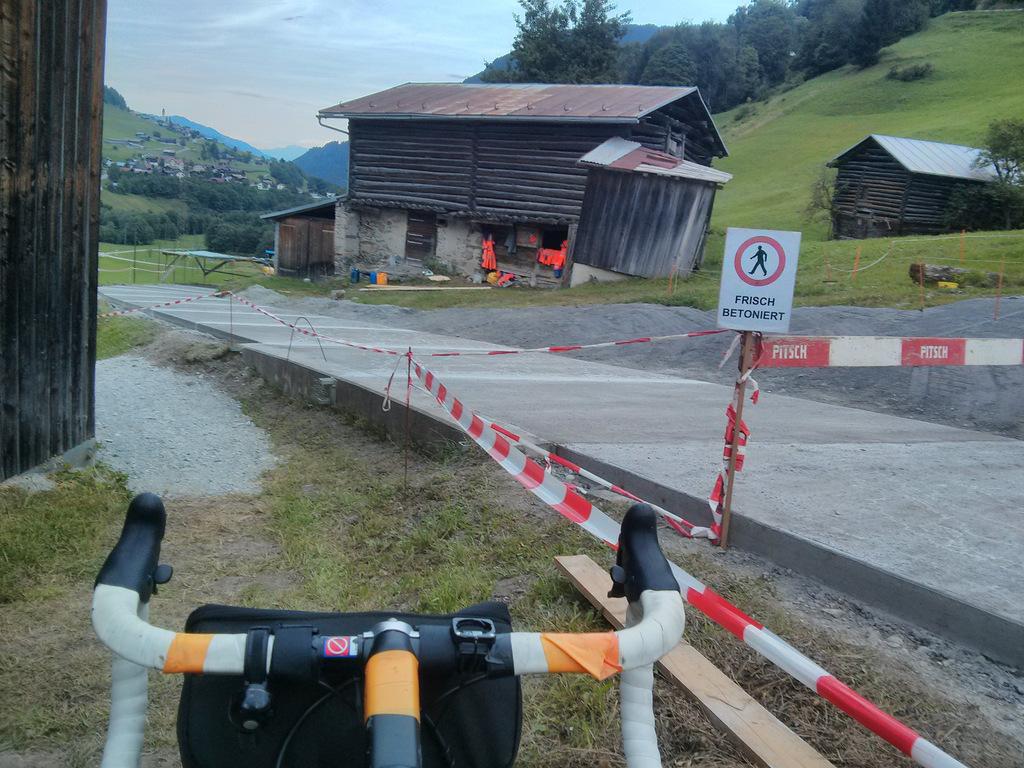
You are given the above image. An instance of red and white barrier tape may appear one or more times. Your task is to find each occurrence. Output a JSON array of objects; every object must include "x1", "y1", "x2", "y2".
[
  {"x1": 761, "y1": 335, "x2": 1024, "y2": 368},
  {"x1": 483, "y1": 420, "x2": 699, "y2": 537},
  {"x1": 223, "y1": 291, "x2": 727, "y2": 357},
  {"x1": 411, "y1": 355, "x2": 967, "y2": 768},
  {"x1": 422, "y1": 328, "x2": 729, "y2": 357},
  {"x1": 230, "y1": 294, "x2": 406, "y2": 356},
  {"x1": 99, "y1": 290, "x2": 227, "y2": 318}
]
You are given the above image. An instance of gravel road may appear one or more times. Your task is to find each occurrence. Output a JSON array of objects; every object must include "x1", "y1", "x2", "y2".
[
  {"x1": 95, "y1": 355, "x2": 275, "y2": 495},
  {"x1": 251, "y1": 287, "x2": 1024, "y2": 438}
]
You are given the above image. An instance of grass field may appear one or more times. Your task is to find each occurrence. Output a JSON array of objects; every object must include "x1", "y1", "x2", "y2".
[
  {"x1": 101, "y1": 190, "x2": 189, "y2": 215},
  {"x1": 713, "y1": 11, "x2": 1024, "y2": 238}
]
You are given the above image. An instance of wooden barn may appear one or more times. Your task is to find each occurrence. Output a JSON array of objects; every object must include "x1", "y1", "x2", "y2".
[
  {"x1": 319, "y1": 83, "x2": 728, "y2": 284},
  {"x1": 828, "y1": 135, "x2": 997, "y2": 239},
  {"x1": 572, "y1": 137, "x2": 731, "y2": 284},
  {"x1": 261, "y1": 198, "x2": 338, "y2": 279},
  {"x1": 1, "y1": 0, "x2": 107, "y2": 481}
]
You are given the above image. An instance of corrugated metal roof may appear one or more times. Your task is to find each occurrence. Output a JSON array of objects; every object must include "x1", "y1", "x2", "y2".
[
  {"x1": 579, "y1": 137, "x2": 732, "y2": 185},
  {"x1": 830, "y1": 135, "x2": 998, "y2": 182},
  {"x1": 260, "y1": 197, "x2": 339, "y2": 220},
  {"x1": 319, "y1": 83, "x2": 696, "y2": 122}
]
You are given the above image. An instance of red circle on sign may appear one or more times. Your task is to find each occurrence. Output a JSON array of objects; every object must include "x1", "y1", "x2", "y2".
[
  {"x1": 326, "y1": 636, "x2": 349, "y2": 655},
  {"x1": 734, "y1": 236, "x2": 786, "y2": 287}
]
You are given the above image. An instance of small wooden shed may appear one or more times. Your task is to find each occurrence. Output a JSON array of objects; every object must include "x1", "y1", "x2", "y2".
[
  {"x1": 261, "y1": 198, "x2": 337, "y2": 279},
  {"x1": 828, "y1": 135, "x2": 997, "y2": 239},
  {"x1": 571, "y1": 138, "x2": 731, "y2": 282},
  {"x1": 1, "y1": 0, "x2": 107, "y2": 480}
]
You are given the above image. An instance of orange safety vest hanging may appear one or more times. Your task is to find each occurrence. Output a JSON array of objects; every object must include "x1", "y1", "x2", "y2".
[
  {"x1": 537, "y1": 240, "x2": 567, "y2": 270},
  {"x1": 481, "y1": 237, "x2": 497, "y2": 271}
]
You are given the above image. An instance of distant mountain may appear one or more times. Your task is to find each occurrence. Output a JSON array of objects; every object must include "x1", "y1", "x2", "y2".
[
  {"x1": 262, "y1": 145, "x2": 308, "y2": 161},
  {"x1": 164, "y1": 115, "x2": 269, "y2": 157},
  {"x1": 294, "y1": 141, "x2": 349, "y2": 188},
  {"x1": 464, "y1": 23, "x2": 664, "y2": 83}
]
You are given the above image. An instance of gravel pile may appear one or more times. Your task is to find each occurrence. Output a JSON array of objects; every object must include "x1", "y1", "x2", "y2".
[{"x1": 95, "y1": 356, "x2": 275, "y2": 495}]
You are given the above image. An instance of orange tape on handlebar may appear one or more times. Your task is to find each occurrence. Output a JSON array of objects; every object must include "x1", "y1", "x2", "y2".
[
  {"x1": 163, "y1": 633, "x2": 213, "y2": 673},
  {"x1": 541, "y1": 632, "x2": 621, "y2": 680},
  {"x1": 364, "y1": 650, "x2": 420, "y2": 721}
]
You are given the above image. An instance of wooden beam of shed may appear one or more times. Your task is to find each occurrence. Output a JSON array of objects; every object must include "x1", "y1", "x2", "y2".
[{"x1": 554, "y1": 555, "x2": 835, "y2": 768}]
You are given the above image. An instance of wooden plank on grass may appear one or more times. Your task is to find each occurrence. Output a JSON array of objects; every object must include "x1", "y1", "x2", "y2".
[{"x1": 555, "y1": 555, "x2": 835, "y2": 768}]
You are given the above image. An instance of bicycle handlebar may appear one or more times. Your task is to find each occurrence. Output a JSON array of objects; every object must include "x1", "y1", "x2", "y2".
[{"x1": 92, "y1": 498, "x2": 684, "y2": 768}]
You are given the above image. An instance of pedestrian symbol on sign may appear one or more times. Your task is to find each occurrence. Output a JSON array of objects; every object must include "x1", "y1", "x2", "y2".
[
  {"x1": 749, "y1": 245, "x2": 769, "y2": 277},
  {"x1": 734, "y1": 236, "x2": 787, "y2": 288}
]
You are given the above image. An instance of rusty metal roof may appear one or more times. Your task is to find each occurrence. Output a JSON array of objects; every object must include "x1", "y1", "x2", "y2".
[
  {"x1": 579, "y1": 137, "x2": 732, "y2": 185},
  {"x1": 830, "y1": 135, "x2": 998, "y2": 182},
  {"x1": 319, "y1": 83, "x2": 697, "y2": 122}
]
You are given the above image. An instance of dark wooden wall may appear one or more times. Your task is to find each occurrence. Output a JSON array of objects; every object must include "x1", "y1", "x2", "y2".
[
  {"x1": 831, "y1": 139, "x2": 971, "y2": 239},
  {"x1": 1, "y1": 0, "x2": 107, "y2": 480},
  {"x1": 572, "y1": 169, "x2": 718, "y2": 278},
  {"x1": 276, "y1": 216, "x2": 335, "y2": 278},
  {"x1": 346, "y1": 94, "x2": 722, "y2": 225}
]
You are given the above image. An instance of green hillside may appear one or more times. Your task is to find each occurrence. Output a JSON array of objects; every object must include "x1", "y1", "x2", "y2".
[{"x1": 712, "y1": 11, "x2": 1024, "y2": 239}]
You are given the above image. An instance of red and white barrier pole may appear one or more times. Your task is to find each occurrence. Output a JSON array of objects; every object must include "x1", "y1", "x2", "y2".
[{"x1": 760, "y1": 335, "x2": 1024, "y2": 368}]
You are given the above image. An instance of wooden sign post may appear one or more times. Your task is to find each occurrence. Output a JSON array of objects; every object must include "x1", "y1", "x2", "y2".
[
  {"x1": 716, "y1": 228, "x2": 802, "y2": 549},
  {"x1": 719, "y1": 331, "x2": 755, "y2": 549}
]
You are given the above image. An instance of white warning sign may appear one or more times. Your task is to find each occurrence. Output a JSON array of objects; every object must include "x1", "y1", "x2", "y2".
[{"x1": 717, "y1": 227, "x2": 801, "y2": 333}]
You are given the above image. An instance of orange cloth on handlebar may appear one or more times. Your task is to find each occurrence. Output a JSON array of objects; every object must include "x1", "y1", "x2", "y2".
[
  {"x1": 164, "y1": 633, "x2": 213, "y2": 673},
  {"x1": 540, "y1": 632, "x2": 621, "y2": 680}
]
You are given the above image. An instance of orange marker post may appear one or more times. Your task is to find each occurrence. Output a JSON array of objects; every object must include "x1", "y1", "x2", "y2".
[
  {"x1": 851, "y1": 245, "x2": 862, "y2": 281},
  {"x1": 995, "y1": 253, "x2": 1006, "y2": 320}
]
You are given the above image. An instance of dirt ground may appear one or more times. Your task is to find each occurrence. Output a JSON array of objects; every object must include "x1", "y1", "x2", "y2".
[
  {"x1": 261, "y1": 288, "x2": 1024, "y2": 438},
  {"x1": 1, "y1": 325, "x2": 1021, "y2": 767}
]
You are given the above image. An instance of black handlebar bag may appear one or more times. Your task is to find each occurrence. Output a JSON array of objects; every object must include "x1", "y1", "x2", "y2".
[{"x1": 177, "y1": 601, "x2": 521, "y2": 768}]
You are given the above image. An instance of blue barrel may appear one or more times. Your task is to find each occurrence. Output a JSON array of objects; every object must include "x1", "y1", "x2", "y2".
[{"x1": 350, "y1": 267, "x2": 360, "y2": 283}]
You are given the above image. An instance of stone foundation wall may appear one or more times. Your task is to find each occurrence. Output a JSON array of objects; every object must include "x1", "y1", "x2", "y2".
[
  {"x1": 333, "y1": 202, "x2": 361, "y2": 273},
  {"x1": 357, "y1": 207, "x2": 407, "y2": 264},
  {"x1": 435, "y1": 217, "x2": 482, "y2": 275}
]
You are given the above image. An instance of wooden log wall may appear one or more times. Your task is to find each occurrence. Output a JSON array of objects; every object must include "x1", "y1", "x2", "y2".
[
  {"x1": 347, "y1": 94, "x2": 723, "y2": 223},
  {"x1": 572, "y1": 169, "x2": 717, "y2": 278},
  {"x1": 0, "y1": 0, "x2": 107, "y2": 480},
  {"x1": 832, "y1": 139, "x2": 970, "y2": 239}
]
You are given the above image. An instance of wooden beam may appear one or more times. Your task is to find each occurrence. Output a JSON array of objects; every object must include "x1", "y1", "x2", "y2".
[{"x1": 554, "y1": 555, "x2": 836, "y2": 768}]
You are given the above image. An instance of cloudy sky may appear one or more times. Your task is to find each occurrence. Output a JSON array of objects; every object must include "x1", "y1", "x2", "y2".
[{"x1": 105, "y1": 1, "x2": 740, "y2": 151}]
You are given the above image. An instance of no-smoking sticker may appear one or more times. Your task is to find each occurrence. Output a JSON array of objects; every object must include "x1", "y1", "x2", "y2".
[
  {"x1": 718, "y1": 228, "x2": 801, "y2": 333},
  {"x1": 322, "y1": 635, "x2": 359, "y2": 658}
]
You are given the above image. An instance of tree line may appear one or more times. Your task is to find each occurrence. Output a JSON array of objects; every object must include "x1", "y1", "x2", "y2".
[
  {"x1": 482, "y1": 0, "x2": 1005, "y2": 113},
  {"x1": 102, "y1": 173, "x2": 314, "y2": 252}
]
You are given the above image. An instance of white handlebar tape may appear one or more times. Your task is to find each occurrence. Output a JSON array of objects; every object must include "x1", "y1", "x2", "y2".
[
  {"x1": 620, "y1": 602, "x2": 662, "y2": 768},
  {"x1": 92, "y1": 585, "x2": 255, "y2": 674},
  {"x1": 101, "y1": 602, "x2": 150, "y2": 768},
  {"x1": 509, "y1": 589, "x2": 685, "y2": 677}
]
